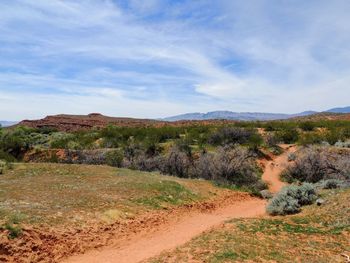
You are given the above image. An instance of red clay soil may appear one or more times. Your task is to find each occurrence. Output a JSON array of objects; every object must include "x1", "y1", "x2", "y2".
[
  {"x1": 16, "y1": 113, "x2": 238, "y2": 132},
  {"x1": 262, "y1": 144, "x2": 297, "y2": 193},
  {"x1": 63, "y1": 197, "x2": 266, "y2": 263},
  {"x1": 0, "y1": 192, "x2": 259, "y2": 263}
]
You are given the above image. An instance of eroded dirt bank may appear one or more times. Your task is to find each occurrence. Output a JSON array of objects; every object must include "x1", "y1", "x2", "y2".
[{"x1": 0, "y1": 192, "x2": 257, "y2": 263}]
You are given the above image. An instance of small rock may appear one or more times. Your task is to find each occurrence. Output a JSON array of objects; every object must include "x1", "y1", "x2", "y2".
[{"x1": 316, "y1": 198, "x2": 325, "y2": 206}]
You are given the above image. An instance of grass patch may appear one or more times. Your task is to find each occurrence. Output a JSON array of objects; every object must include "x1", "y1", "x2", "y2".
[
  {"x1": 134, "y1": 180, "x2": 197, "y2": 209},
  {"x1": 3, "y1": 223, "x2": 22, "y2": 239},
  {"x1": 0, "y1": 163, "x2": 220, "y2": 227}
]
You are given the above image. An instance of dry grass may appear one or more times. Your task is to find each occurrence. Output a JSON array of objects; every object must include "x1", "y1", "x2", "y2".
[
  {"x1": 149, "y1": 189, "x2": 350, "y2": 263},
  {"x1": 0, "y1": 163, "x2": 221, "y2": 227}
]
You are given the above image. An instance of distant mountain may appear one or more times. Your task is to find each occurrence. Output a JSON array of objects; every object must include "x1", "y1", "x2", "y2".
[
  {"x1": 163, "y1": 110, "x2": 318, "y2": 121},
  {"x1": 326, "y1": 106, "x2": 350, "y2": 113},
  {"x1": 0, "y1": 121, "x2": 18, "y2": 127}
]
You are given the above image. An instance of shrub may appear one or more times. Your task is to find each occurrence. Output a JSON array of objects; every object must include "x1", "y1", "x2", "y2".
[
  {"x1": 299, "y1": 121, "x2": 315, "y2": 131},
  {"x1": 105, "y1": 149, "x2": 124, "y2": 167},
  {"x1": 282, "y1": 146, "x2": 350, "y2": 183},
  {"x1": 0, "y1": 150, "x2": 16, "y2": 162},
  {"x1": 208, "y1": 127, "x2": 259, "y2": 146},
  {"x1": 266, "y1": 183, "x2": 317, "y2": 215},
  {"x1": 266, "y1": 193, "x2": 301, "y2": 215},
  {"x1": 194, "y1": 152, "x2": 214, "y2": 180},
  {"x1": 4, "y1": 223, "x2": 22, "y2": 239},
  {"x1": 260, "y1": 190, "x2": 273, "y2": 199},
  {"x1": 162, "y1": 146, "x2": 191, "y2": 178},
  {"x1": 298, "y1": 132, "x2": 323, "y2": 146},
  {"x1": 275, "y1": 128, "x2": 299, "y2": 144},
  {"x1": 0, "y1": 128, "x2": 30, "y2": 158},
  {"x1": 317, "y1": 179, "x2": 349, "y2": 189},
  {"x1": 50, "y1": 132, "x2": 75, "y2": 149},
  {"x1": 133, "y1": 155, "x2": 164, "y2": 172},
  {"x1": 334, "y1": 140, "x2": 350, "y2": 148},
  {"x1": 196, "y1": 146, "x2": 267, "y2": 193}
]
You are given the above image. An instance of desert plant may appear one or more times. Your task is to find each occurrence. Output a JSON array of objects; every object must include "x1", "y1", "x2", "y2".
[
  {"x1": 299, "y1": 121, "x2": 316, "y2": 131},
  {"x1": 317, "y1": 179, "x2": 349, "y2": 189},
  {"x1": 207, "y1": 146, "x2": 266, "y2": 193},
  {"x1": 266, "y1": 183, "x2": 317, "y2": 215},
  {"x1": 260, "y1": 190, "x2": 273, "y2": 199},
  {"x1": 162, "y1": 146, "x2": 191, "y2": 178},
  {"x1": 208, "y1": 127, "x2": 259, "y2": 146},
  {"x1": 3, "y1": 223, "x2": 22, "y2": 239},
  {"x1": 282, "y1": 146, "x2": 350, "y2": 183},
  {"x1": 194, "y1": 152, "x2": 214, "y2": 180},
  {"x1": 105, "y1": 149, "x2": 124, "y2": 167},
  {"x1": 275, "y1": 128, "x2": 299, "y2": 144}
]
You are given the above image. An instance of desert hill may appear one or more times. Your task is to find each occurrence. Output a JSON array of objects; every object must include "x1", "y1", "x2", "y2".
[{"x1": 16, "y1": 113, "x2": 238, "y2": 132}]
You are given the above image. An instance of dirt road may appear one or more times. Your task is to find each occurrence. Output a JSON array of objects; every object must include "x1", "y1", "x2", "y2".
[
  {"x1": 63, "y1": 145, "x2": 295, "y2": 263},
  {"x1": 262, "y1": 144, "x2": 297, "y2": 193}
]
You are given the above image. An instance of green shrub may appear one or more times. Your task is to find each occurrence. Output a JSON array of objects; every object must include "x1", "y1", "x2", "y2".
[
  {"x1": 50, "y1": 132, "x2": 75, "y2": 149},
  {"x1": 4, "y1": 223, "x2": 22, "y2": 239},
  {"x1": 0, "y1": 150, "x2": 17, "y2": 162},
  {"x1": 298, "y1": 132, "x2": 324, "y2": 146},
  {"x1": 266, "y1": 184, "x2": 317, "y2": 215},
  {"x1": 275, "y1": 128, "x2": 299, "y2": 144},
  {"x1": 105, "y1": 149, "x2": 124, "y2": 167},
  {"x1": 299, "y1": 121, "x2": 315, "y2": 131}
]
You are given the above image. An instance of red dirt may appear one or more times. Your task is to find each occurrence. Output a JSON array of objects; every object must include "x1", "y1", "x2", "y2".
[
  {"x1": 63, "y1": 198, "x2": 266, "y2": 263},
  {"x1": 262, "y1": 144, "x2": 297, "y2": 193},
  {"x1": 0, "y1": 192, "x2": 257, "y2": 263}
]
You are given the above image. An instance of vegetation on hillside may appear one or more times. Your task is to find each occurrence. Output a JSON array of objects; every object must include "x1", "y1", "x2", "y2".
[{"x1": 1, "y1": 120, "x2": 350, "y2": 193}]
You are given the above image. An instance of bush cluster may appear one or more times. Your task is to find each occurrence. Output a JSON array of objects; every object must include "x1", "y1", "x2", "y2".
[
  {"x1": 266, "y1": 184, "x2": 317, "y2": 215},
  {"x1": 282, "y1": 146, "x2": 350, "y2": 183}
]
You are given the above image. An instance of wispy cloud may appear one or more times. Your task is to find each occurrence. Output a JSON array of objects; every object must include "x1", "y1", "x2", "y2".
[{"x1": 0, "y1": 0, "x2": 349, "y2": 120}]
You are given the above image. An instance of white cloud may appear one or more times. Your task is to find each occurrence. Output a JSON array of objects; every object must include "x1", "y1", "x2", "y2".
[{"x1": 0, "y1": 0, "x2": 349, "y2": 120}]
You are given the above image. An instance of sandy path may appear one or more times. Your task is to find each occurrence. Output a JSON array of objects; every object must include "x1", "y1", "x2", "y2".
[
  {"x1": 63, "y1": 145, "x2": 294, "y2": 263},
  {"x1": 262, "y1": 144, "x2": 297, "y2": 193},
  {"x1": 63, "y1": 199, "x2": 265, "y2": 263}
]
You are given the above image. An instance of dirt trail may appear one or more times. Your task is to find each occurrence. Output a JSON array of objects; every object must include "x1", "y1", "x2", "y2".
[
  {"x1": 262, "y1": 144, "x2": 297, "y2": 193},
  {"x1": 63, "y1": 145, "x2": 295, "y2": 263},
  {"x1": 64, "y1": 199, "x2": 265, "y2": 263}
]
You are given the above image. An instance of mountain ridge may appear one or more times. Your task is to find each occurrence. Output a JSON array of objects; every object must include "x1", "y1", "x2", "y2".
[
  {"x1": 162, "y1": 107, "x2": 350, "y2": 121},
  {"x1": 0, "y1": 121, "x2": 18, "y2": 127}
]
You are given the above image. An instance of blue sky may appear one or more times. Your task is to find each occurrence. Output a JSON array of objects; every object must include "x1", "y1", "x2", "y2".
[{"x1": 0, "y1": 0, "x2": 350, "y2": 120}]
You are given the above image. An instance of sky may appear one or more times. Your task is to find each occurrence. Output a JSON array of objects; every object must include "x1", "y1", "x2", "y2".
[{"x1": 0, "y1": 0, "x2": 350, "y2": 120}]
